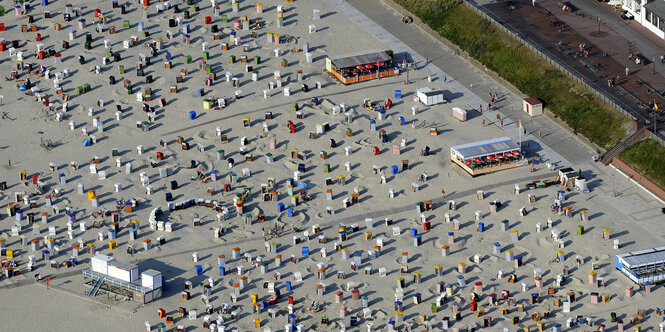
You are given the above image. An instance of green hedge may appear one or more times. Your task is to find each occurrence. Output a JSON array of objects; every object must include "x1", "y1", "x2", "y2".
[
  {"x1": 619, "y1": 139, "x2": 665, "y2": 188},
  {"x1": 394, "y1": 0, "x2": 626, "y2": 147}
]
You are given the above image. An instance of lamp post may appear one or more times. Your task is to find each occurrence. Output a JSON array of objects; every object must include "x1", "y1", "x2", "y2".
[
  {"x1": 612, "y1": 173, "x2": 616, "y2": 198},
  {"x1": 653, "y1": 57, "x2": 656, "y2": 75}
]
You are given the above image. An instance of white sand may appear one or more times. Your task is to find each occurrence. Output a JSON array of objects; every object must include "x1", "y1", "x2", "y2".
[{"x1": 1, "y1": 0, "x2": 664, "y2": 330}]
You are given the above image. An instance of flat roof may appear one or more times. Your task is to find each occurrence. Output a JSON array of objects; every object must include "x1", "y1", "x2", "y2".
[
  {"x1": 107, "y1": 262, "x2": 139, "y2": 270},
  {"x1": 328, "y1": 50, "x2": 392, "y2": 69},
  {"x1": 620, "y1": 246, "x2": 665, "y2": 267},
  {"x1": 645, "y1": 1, "x2": 665, "y2": 21},
  {"x1": 451, "y1": 137, "x2": 519, "y2": 160},
  {"x1": 418, "y1": 87, "x2": 443, "y2": 96},
  {"x1": 92, "y1": 254, "x2": 114, "y2": 262},
  {"x1": 524, "y1": 97, "x2": 542, "y2": 105},
  {"x1": 142, "y1": 269, "x2": 162, "y2": 276}
]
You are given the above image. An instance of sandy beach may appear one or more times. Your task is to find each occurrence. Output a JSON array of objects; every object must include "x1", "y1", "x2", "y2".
[{"x1": 1, "y1": 0, "x2": 665, "y2": 331}]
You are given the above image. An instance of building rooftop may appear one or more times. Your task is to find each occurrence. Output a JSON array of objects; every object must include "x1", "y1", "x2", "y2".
[
  {"x1": 328, "y1": 50, "x2": 392, "y2": 69},
  {"x1": 645, "y1": 1, "x2": 665, "y2": 20},
  {"x1": 619, "y1": 246, "x2": 665, "y2": 267},
  {"x1": 450, "y1": 137, "x2": 519, "y2": 160}
]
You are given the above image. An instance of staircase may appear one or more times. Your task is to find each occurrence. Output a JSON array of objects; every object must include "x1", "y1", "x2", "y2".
[
  {"x1": 600, "y1": 124, "x2": 647, "y2": 165},
  {"x1": 86, "y1": 276, "x2": 105, "y2": 297}
]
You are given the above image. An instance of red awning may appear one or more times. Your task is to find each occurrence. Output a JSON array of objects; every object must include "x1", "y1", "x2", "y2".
[
  {"x1": 464, "y1": 160, "x2": 472, "y2": 165},
  {"x1": 513, "y1": 150, "x2": 520, "y2": 155}
]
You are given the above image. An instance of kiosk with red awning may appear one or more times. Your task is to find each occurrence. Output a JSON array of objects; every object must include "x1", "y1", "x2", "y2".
[
  {"x1": 450, "y1": 137, "x2": 527, "y2": 176},
  {"x1": 325, "y1": 50, "x2": 398, "y2": 85}
]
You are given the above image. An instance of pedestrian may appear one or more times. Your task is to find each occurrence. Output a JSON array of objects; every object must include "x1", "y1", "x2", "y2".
[
  {"x1": 539, "y1": 130, "x2": 542, "y2": 137},
  {"x1": 487, "y1": 104, "x2": 491, "y2": 112},
  {"x1": 625, "y1": 67, "x2": 629, "y2": 77},
  {"x1": 607, "y1": 79, "x2": 611, "y2": 88},
  {"x1": 443, "y1": 76, "x2": 447, "y2": 82},
  {"x1": 8, "y1": 160, "x2": 10, "y2": 167},
  {"x1": 482, "y1": 119, "x2": 486, "y2": 126},
  {"x1": 496, "y1": 114, "x2": 500, "y2": 120},
  {"x1": 532, "y1": 0, "x2": 536, "y2": 6},
  {"x1": 501, "y1": 119, "x2": 504, "y2": 127},
  {"x1": 441, "y1": 189, "x2": 446, "y2": 198}
]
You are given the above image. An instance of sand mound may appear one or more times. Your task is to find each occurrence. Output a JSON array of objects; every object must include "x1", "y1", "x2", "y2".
[
  {"x1": 195, "y1": 130, "x2": 216, "y2": 141},
  {"x1": 596, "y1": 254, "x2": 610, "y2": 261},
  {"x1": 537, "y1": 237, "x2": 550, "y2": 248},
  {"x1": 283, "y1": 159, "x2": 300, "y2": 170},
  {"x1": 349, "y1": 172, "x2": 364, "y2": 180}
]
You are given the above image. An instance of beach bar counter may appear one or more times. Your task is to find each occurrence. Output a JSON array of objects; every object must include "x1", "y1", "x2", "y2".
[
  {"x1": 450, "y1": 137, "x2": 527, "y2": 176},
  {"x1": 616, "y1": 247, "x2": 665, "y2": 284},
  {"x1": 325, "y1": 50, "x2": 398, "y2": 84}
]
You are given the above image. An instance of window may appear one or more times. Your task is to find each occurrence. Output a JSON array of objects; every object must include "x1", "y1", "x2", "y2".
[
  {"x1": 660, "y1": 18, "x2": 665, "y2": 31},
  {"x1": 651, "y1": 12, "x2": 659, "y2": 26},
  {"x1": 647, "y1": 10, "x2": 652, "y2": 23}
]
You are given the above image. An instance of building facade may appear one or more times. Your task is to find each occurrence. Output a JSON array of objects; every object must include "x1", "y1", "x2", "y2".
[{"x1": 623, "y1": 0, "x2": 665, "y2": 40}]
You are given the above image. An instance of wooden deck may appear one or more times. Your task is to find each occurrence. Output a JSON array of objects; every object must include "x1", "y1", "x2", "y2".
[
  {"x1": 328, "y1": 68, "x2": 399, "y2": 84},
  {"x1": 451, "y1": 156, "x2": 527, "y2": 177}
]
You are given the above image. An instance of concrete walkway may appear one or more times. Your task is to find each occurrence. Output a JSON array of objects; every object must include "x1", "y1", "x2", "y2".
[
  {"x1": 476, "y1": 0, "x2": 665, "y2": 137},
  {"x1": 339, "y1": 0, "x2": 593, "y2": 166},
  {"x1": 336, "y1": 0, "x2": 665, "y2": 243},
  {"x1": 571, "y1": 0, "x2": 665, "y2": 62}
]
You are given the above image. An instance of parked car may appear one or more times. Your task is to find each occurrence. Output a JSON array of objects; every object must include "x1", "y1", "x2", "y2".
[{"x1": 621, "y1": 11, "x2": 634, "y2": 20}]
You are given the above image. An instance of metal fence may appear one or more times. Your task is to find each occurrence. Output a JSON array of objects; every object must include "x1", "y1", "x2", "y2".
[{"x1": 463, "y1": 0, "x2": 665, "y2": 145}]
